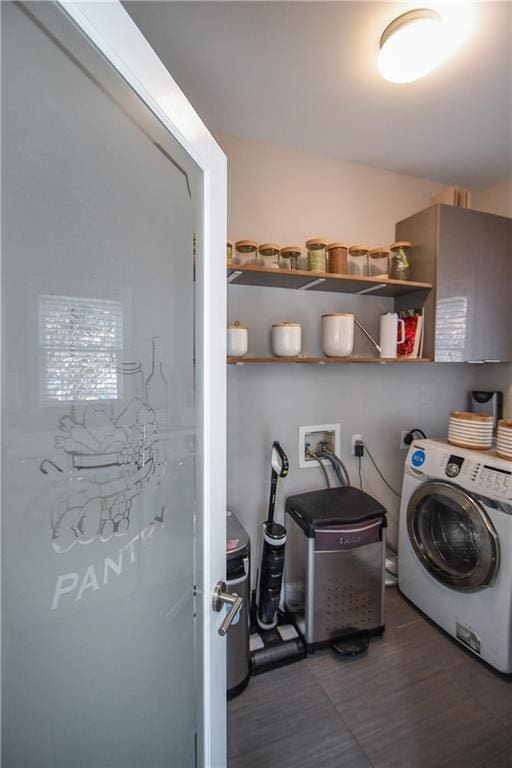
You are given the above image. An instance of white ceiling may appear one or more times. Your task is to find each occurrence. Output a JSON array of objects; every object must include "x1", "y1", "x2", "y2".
[{"x1": 125, "y1": 1, "x2": 512, "y2": 187}]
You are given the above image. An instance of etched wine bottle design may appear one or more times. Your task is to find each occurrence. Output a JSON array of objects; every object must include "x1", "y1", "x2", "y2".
[{"x1": 145, "y1": 336, "x2": 168, "y2": 433}]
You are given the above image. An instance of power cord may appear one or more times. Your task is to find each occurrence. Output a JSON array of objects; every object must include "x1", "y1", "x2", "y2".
[
  {"x1": 358, "y1": 456, "x2": 363, "y2": 490},
  {"x1": 403, "y1": 428, "x2": 427, "y2": 445},
  {"x1": 364, "y1": 445, "x2": 401, "y2": 498}
]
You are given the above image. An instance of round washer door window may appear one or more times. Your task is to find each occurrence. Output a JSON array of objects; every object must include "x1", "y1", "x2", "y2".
[{"x1": 407, "y1": 481, "x2": 499, "y2": 591}]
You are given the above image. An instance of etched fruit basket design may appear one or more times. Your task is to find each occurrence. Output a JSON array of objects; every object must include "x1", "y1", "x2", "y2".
[{"x1": 50, "y1": 396, "x2": 164, "y2": 553}]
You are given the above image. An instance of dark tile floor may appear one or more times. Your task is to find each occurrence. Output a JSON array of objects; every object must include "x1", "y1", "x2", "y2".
[{"x1": 228, "y1": 588, "x2": 512, "y2": 768}]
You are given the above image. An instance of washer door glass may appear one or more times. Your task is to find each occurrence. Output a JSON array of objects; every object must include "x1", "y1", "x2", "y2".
[{"x1": 407, "y1": 481, "x2": 499, "y2": 591}]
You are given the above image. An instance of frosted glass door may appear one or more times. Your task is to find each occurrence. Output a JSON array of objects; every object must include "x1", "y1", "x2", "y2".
[{"x1": 2, "y1": 2, "x2": 206, "y2": 765}]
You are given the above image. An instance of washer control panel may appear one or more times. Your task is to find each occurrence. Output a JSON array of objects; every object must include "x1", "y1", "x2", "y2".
[
  {"x1": 472, "y1": 463, "x2": 512, "y2": 497},
  {"x1": 407, "y1": 441, "x2": 512, "y2": 502}
]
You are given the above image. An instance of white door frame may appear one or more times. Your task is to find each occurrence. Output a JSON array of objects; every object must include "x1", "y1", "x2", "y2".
[{"x1": 38, "y1": 2, "x2": 227, "y2": 765}]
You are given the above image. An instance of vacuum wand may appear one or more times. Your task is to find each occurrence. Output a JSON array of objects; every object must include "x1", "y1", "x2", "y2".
[
  {"x1": 256, "y1": 441, "x2": 289, "y2": 631},
  {"x1": 267, "y1": 440, "x2": 288, "y2": 525}
]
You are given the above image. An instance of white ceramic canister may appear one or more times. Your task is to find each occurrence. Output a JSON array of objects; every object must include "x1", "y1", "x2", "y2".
[
  {"x1": 379, "y1": 312, "x2": 405, "y2": 359},
  {"x1": 321, "y1": 313, "x2": 354, "y2": 357},
  {"x1": 227, "y1": 321, "x2": 248, "y2": 357},
  {"x1": 272, "y1": 322, "x2": 302, "y2": 357}
]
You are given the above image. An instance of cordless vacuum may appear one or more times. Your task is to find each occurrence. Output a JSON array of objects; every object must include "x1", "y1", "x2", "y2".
[
  {"x1": 256, "y1": 441, "x2": 289, "y2": 631},
  {"x1": 250, "y1": 441, "x2": 306, "y2": 674}
]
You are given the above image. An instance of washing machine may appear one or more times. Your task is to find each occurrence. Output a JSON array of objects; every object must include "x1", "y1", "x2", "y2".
[{"x1": 399, "y1": 438, "x2": 512, "y2": 673}]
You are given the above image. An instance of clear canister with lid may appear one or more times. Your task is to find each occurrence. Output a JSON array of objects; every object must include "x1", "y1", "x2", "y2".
[
  {"x1": 235, "y1": 240, "x2": 258, "y2": 265},
  {"x1": 227, "y1": 240, "x2": 234, "y2": 265},
  {"x1": 389, "y1": 241, "x2": 411, "y2": 280},
  {"x1": 280, "y1": 246, "x2": 302, "y2": 271},
  {"x1": 306, "y1": 238, "x2": 327, "y2": 272},
  {"x1": 258, "y1": 243, "x2": 280, "y2": 269},
  {"x1": 348, "y1": 244, "x2": 369, "y2": 276},
  {"x1": 327, "y1": 242, "x2": 348, "y2": 274},
  {"x1": 368, "y1": 247, "x2": 390, "y2": 278}
]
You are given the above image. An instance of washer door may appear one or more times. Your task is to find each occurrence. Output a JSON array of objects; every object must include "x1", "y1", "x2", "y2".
[{"x1": 407, "y1": 481, "x2": 499, "y2": 591}]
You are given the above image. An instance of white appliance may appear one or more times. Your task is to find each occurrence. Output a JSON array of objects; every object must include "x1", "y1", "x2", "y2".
[{"x1": 399, "y1": 438, "x2": 512, "y2": 673}]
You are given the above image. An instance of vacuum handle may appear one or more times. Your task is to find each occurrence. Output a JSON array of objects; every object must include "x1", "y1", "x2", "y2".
[
  {"x1": 212, "y1": 581, "x2": 243, "y2": 637},
  {"x1": 271, "y1": 441, "x2": 289, "y2": 477}
]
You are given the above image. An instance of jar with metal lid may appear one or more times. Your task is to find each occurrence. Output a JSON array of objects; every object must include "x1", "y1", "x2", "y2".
[
  {"x1": 258, "y1": 243, "x2": 280, "y2": 269},
  {"x1": 280, "y1": 246, "x2": 302, "y2": 271},
  {"x1": 306, "y1": 238, "x2": 327, "y2": 273},
  {"x1": 327, "y1": 242, "x2": 348, "y2": 274},
  {"x1": 368, "y1": 247, "x2": 390, "y2": 278},
  {"x1": 227, "y1": 240, "x2": 234, "y2": 265},
  {"x1": 348, "y1": 244, "x2": 369, "y2": 276},
  {"x1": 235, "y1": 240, "x2": 258, "y2": 265},
  {"x1": 389, "y1": 241, "x2": 411, "y2": 280},
  {"x1": 227, "y1": 321, "x2": 248, "y2": 357}
]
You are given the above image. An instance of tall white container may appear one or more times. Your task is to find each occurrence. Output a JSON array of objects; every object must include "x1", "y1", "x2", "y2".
[
  {"x1": 379, "y1": 312, "x2": 405, "y2": 358},
  {"x1": 321, "y1": 313, "x2": 354, "y2": 357}
]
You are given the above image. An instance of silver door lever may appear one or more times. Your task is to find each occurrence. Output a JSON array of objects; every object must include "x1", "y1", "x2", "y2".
[{"x1": 212, "y1": 581, "x2": 243, "y2": 636}]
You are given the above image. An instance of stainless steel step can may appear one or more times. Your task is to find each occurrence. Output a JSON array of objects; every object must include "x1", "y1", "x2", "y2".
[
  {"x1": 226, "y1": 510, "x2": 251, "y2": 698},
  {"x1": 284, "y1": 488, "x2": 386, "y2": 651}
]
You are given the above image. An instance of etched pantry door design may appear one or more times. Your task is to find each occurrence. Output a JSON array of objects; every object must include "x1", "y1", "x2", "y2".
[{"x1": 1, "y1": 2, "x2": 227, "y2": 766}]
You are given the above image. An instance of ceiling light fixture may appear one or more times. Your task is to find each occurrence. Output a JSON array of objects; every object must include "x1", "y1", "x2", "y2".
[{"x1": 378, "y1": 8, "x2": 447, "y2": 84}]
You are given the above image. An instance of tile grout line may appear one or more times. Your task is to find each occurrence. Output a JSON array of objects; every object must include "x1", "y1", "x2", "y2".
[{"x1": 310, "y1": 661, "x2": 377, "y2": 768}]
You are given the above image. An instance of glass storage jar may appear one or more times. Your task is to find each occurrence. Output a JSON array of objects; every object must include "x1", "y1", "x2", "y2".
[
  {"x1": 235, "y1": 240, "x2": 258, "y2": 265},
  {"x1": 348, "y1": 244, "x2": 369, "y2": 276},
  {"x1": 368, "y1": 247, "x2": 390, "y2": 278},
  {"x1": 227, "y1": 240, "x2": 234, "y2": 265},
  {"x1": 258, "y1": 243, "x2": 280, "y2": 269},
  {"x1": 306, "y1": 238, "x2": 327, "y2": 272},
  {"x1": 327, "y1": 242, "x2": 348, "y2": 274},
  {"x1": 389, "y1": 241, "x2": 412, "y2": 280},
  {"x1": 280, "y1": 245, "x2": 302, "y2": 271}
]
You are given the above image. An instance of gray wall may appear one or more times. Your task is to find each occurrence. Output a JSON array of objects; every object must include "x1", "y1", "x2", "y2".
[
  {"x1": 227, "y1": 284, "x2": 477, "y2": 560},
  {"x1": 220, "y1": 131, "x2": 480, "y2": 564}
]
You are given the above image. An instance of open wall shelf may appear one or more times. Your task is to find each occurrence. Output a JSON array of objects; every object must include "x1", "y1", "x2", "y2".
[
  {"x1": 227, "y1": 263, "x2": 432, "y2": 298},
  {"x1": 228, "y1": 356, "x2": 432, "y2": 365}
]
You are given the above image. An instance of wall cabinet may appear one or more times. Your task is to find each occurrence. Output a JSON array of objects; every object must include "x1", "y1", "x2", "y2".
[{"x1": 395, "y1": 204, "x2": 512, "y2": 363}]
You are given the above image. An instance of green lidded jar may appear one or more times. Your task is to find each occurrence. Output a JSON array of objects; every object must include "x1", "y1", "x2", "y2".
[
  {"x1": 306, "y1": 238, "x2": 327, "y2": 273},
  {"x1": 389, "y1": 241, "x2": 412, "y2": 280}
]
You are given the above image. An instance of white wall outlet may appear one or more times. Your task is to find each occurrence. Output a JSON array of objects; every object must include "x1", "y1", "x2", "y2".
[
  {"x1": 400, "y1": 431, "x2": 410, "y2": 450},
  {"x1": 351, "y1": 434, "x2": 363, "y2": 456},
  {"x1": 298, "y1": 424, "x2": 340, "y2": 469}
]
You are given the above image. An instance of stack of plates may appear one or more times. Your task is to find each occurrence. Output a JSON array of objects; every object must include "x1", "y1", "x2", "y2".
[
  {"x1": 497, "y1": 420, "x2": 512, "y2": 461},
  {"x1": 448, "y1": 411, "x2": 494, "y2": 450}
]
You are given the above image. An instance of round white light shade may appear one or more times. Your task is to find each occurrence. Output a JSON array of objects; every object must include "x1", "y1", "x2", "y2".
[{"x1": 378, "y1": 9, "x2": 447, "y2": 84}]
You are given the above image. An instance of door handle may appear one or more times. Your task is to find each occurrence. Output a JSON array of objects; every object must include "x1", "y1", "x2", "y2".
[{"x1": 212, "y1": 581, "x2": 243, "y2": 637}]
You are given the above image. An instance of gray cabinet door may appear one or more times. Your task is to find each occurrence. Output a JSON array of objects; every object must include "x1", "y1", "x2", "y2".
[{"x1": 435, "y1": 206, "x2": 512, "y2": 363}]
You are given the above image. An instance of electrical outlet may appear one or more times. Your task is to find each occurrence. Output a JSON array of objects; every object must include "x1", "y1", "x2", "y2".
[
  {"x1": 400, "y1": 430, "x2": 410, "y2": 450},
  {"x1": 351, "y1": 434, "x2": 363, "y2": 456}
]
